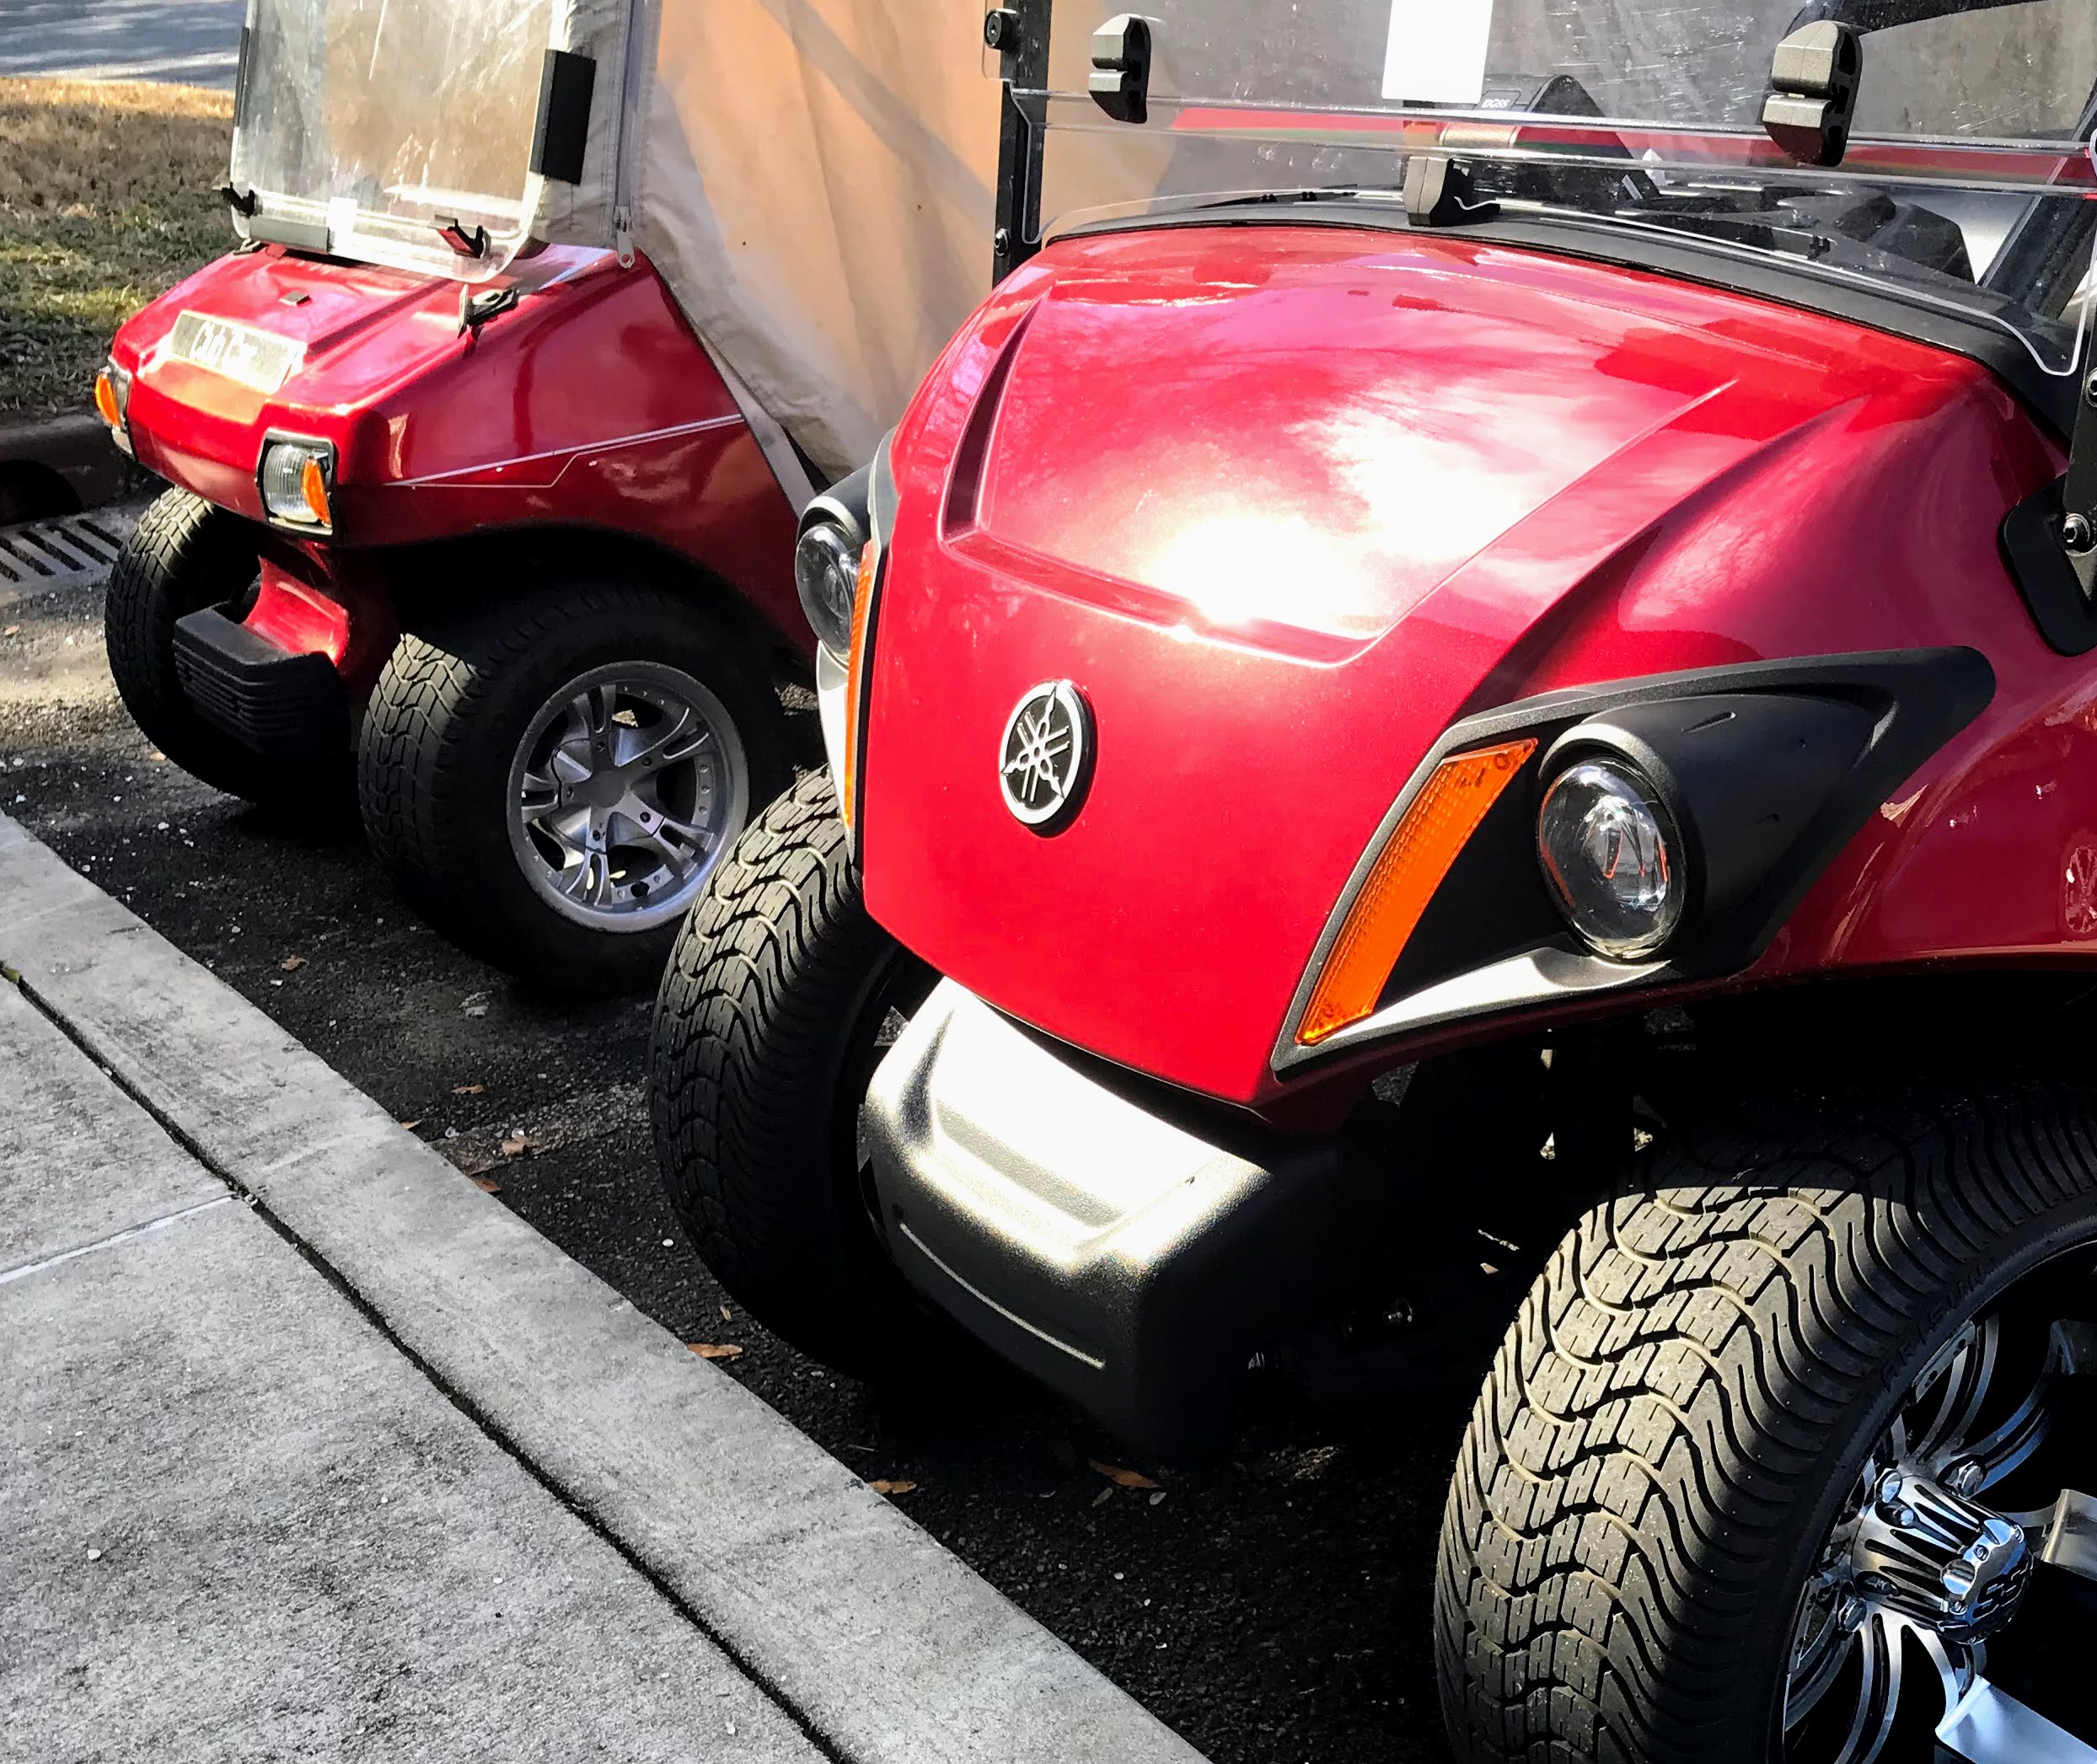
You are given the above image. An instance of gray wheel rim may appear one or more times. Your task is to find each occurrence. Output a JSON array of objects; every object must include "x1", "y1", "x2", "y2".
[{"x1": 504, "y1": 660, "x2": 748, "y2": 934}]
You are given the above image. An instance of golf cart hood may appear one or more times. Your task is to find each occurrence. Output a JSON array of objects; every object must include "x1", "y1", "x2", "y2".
[{"x1": 858, "y1": 223, "x2": 2062, "y2": 1110}]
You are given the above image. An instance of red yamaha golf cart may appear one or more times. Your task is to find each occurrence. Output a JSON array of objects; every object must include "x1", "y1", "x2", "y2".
[
  {"x1": 654, "y1": 1, "x2": 2097, "y2": 1758},
  {"x1": 94, "y1": 0, "x2": 995, "y2": 989}
]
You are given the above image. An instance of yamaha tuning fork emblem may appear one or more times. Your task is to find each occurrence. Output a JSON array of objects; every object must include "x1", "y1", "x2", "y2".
[{"x1": 998, "y1": 681, "x2": 1093, "y2": 832}]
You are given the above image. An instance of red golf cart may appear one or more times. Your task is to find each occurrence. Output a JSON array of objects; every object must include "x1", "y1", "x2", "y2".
[
  {"x1": 653, "y1": 0, "x2": 2097, "y2": 1756},
  {"x1": 94, "y1": 0, "x2": 995, "y2": 989}
]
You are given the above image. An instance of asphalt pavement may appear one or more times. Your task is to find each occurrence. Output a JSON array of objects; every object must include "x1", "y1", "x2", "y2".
[
  {"x1": 0, "y1": 0, "x2": 244, "y2": 87},
  {"x1": 0, "y1": 512, "x2": 1466, "y2": 1764}
]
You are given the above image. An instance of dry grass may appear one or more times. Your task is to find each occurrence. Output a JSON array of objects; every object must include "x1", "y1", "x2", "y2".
[{"x1": 0, "y1": 78, "x2": 236, "y2": 419}]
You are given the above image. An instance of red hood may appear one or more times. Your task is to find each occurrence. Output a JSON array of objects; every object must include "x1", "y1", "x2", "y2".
[
  {"x1": 110, "y1": 243, "x2": 619, "y2": 522},
  {"x1": 860, "y1": 224, "x2": 2050, "y2": 1110}
]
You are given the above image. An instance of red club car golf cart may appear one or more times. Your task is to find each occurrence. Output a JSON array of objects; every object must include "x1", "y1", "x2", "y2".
[
  {"x1": 93, "y1": 0, "x2": 995, "y2": 989},
  {"x1": 654, "y1": 0, "x2": 2097, "y2": 1756}
]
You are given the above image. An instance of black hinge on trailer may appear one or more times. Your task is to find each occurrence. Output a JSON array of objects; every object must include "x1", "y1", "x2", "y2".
[{"x1": 985, "y1": 0, "x2": 1052, "y2": 283}]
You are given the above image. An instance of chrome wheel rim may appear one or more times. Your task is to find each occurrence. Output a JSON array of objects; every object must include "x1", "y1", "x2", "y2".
[
  {"x1": 504, "y1": 661, "x2": 748, "y2": 933},
  {"x1": 1783, "y1": 1258, "x2": 2097, "y2": 1764}
]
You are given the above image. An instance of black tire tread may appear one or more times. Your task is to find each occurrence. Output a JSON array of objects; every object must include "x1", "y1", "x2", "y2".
[
  {"x1": 650, "y1": 770, "x2": 941, "y2": 1375},
  {"x1": 1435, "y1": 1083, "x2": 2097, "y2": 1764}
]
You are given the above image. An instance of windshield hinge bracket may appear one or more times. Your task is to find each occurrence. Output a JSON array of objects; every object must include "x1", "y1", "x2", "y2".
[
  {"x1": 1090, "y1": 14, "x2": 1151, "y2": 126},
  {"x1": 219, "y1": 183, "x2": 258, "y2": 218},
  {"x1": 1762, "y1": 21, "x2": 1862, "y2": 168},
  {"x1": 2064, "y1": 366, "x2": 2097, "y2": 597},
  {"x1": 436, "y1": 217, "x2": 489, "y2": 260},
  {"x1": 459, "y1": 284, "x2": 520, "y2": 337}
]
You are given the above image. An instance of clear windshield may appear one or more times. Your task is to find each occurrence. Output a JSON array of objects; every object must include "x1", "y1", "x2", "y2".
[
  {"x1": 1020, "y1": 0, "x2": 2097, "y2": 373},
  {"x1": 229, "y1": 0, "x2": 560, "y2": 278}
]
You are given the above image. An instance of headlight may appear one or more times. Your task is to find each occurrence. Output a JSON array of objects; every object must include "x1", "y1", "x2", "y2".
[
  {"x1": 259, "y1": 437, "x2": 334, "y2": 530},
  {"x1": 795, "y1": 520, "x2": 863, "y2": 657},
  {"x1": 1537, "y1": 759, "x2": 1685, "y2": 960}
]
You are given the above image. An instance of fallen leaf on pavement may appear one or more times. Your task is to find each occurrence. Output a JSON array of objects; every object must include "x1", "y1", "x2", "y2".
[
  {"x1": 499, "y1": 1133, "x2": 535, "y2": 1157},
  {"x1": 718, "y1": 1304, "x2": 733, "y2": 1322},
  {"x1": 2, "y1": 625, "x2": 18, "y2": 638},
  {"x1": 689, "y1": 1343, "x2": 744, "y2": 1361},
  {"x1": 869, "y1": 1479, "x2": 917, "y2": 1496},
  {"x1": 279, "y1": 955, "x2": 305, "y2": 971},
  {"x1": 452, "y1": 1083, "x2": 484, "y2": 1095},
  {"x1": 1090, "y1": 1460, "x2": 1159, "y2": 1490},
  {"x1": 398, "y1": 1118, "x2": 422, "y2": 1131},
  {"x1": 1091, "y1": 1486, "x2": 1114, "y2": 1508},
  {"x1": 471, "y1": 1176, "x2": 502, "y2": 1194}
]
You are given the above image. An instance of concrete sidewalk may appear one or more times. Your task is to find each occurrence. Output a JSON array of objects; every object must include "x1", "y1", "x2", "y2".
[
  {"x1": 3, "y1": 981, "x2": 823, "y2": 1762},
  {"x1": 0, "y1": 813, "x2": 1206, "y2": 1764}
]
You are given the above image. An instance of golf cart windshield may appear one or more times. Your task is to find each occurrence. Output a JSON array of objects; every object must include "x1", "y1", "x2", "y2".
[
  {"x1": 1018, "y1": 0, "x2": 2097, "y2": 374},
  {"x1": 228, "y1": 0, "x2": 568, "y2": 278}
]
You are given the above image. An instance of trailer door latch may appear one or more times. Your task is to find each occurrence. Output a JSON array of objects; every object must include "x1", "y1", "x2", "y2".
[{"x1": 1090, "y1": 14, "x2": 1151, "y2": 125}]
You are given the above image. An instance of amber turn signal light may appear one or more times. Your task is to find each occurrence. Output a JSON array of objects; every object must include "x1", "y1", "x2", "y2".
[
  {"x1": 839, "y1": 539, "x2": 880, "y2": 834},
  {"x1": 299, "y1": 455, "x2": 332, "y2": 527},
  {"x1": 93, "y1": 369, "x2": 123, "y2": 432},
  {"x1": 1296, "y1": 737, "x2": 1538, "y2": 1046}
]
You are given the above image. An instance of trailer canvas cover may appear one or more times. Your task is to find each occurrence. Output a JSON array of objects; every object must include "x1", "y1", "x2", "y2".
[{"x1": 632, "y1": 0, "x2": 1000, "y2": 481}]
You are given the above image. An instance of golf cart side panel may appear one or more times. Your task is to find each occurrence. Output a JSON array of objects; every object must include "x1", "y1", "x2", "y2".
[
  {"x1": 857, "y1": 225, "x2": 2076, "y2": 1110},
  {"x1": 107, "y1": 245, "x2": 800, "y2": 637}
]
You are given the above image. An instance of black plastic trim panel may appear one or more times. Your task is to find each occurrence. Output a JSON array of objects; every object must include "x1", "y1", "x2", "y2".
[
  {"x1": 172, "y1": 606, "x2": 349, "y2": 759},
  {"x1": 1274, "y1": 646, "x2": 1995, "y2": 1075},
  {"x1": 2003, "y1": 476, "x2": 2097, "y2": 656}
]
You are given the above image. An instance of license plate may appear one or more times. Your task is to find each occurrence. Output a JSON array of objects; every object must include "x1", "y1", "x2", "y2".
[{"x1": 169, "y1": 311, "x2": 303, "y2": 394}]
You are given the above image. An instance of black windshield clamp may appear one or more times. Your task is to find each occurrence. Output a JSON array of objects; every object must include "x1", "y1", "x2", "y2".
[
  {"x1": 1402, "y1": 157, "x2": 1495, "y2": 228},
  {"x1": 437, "y1": 217, "x2": 490, "y2": 260},
  {"x1": 2064, "y1": 364, "x2": 2097, "y2": 597},
  {"x1": 1089, "y1": 14, "x2": 1151, "y2": 125},
  {"x1": 220, "y1": 183, "x2": 258, "y2": 218},
  {"x1": 1762, "y1": 21, "x2": 1862, "y2": 166}
]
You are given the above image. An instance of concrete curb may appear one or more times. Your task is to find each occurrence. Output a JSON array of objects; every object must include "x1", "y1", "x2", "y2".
[
  {"x1": 0, "y1": 813, "x2": 1207, "y2": 1764},
  {"x1": 0, "y1": 412, "x2": 143, "y2": 517}
]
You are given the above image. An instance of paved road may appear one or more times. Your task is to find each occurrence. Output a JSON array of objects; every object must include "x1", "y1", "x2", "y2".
[
  {"x1": 0, "y1": 0, "x2": 244, "y2": 87},
  {"x1": 0, "y1": 528, "x2": 1467, "y2": 1764}
]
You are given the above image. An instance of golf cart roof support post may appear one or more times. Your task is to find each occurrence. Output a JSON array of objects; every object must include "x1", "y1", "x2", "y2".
[{"x1": 990, "y1": 0, "x2": 1053, "y2": 283}]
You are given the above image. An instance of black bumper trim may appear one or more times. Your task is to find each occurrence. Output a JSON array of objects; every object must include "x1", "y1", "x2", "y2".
[
  {"x1": 172, "y1": 605, "x2": 349, "y2": 759},
  {"x1": 865, "y1": 981, "x2": 1350, "y2": 1459}
]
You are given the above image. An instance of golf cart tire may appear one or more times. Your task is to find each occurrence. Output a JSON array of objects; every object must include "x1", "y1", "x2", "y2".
[
  {"x1": 650, "y1": 770, "x2": 955, "y2": 1380},
  {"x1": 1435, "y1": 1084, "x2": 2097, "y2": 1764},
  {"x1": 358, "y1": 577, "x2": 788, "y2": 995},
  {"x1": 105, "y1": 487, "x2": 341, "y2": 808}
]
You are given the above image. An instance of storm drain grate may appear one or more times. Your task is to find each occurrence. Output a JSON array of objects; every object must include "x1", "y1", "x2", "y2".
[{"x1": 0, "y1": 507, "x2": 139, "y2": 592}]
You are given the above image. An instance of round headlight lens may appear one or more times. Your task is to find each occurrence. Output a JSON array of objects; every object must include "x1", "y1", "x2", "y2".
[
  {"x1": 795, "y1": 521, "x2": 862, "y2": 657},
  {"x1": 1537, "y1": 759, "x2": 1685, "y2": 960}
]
